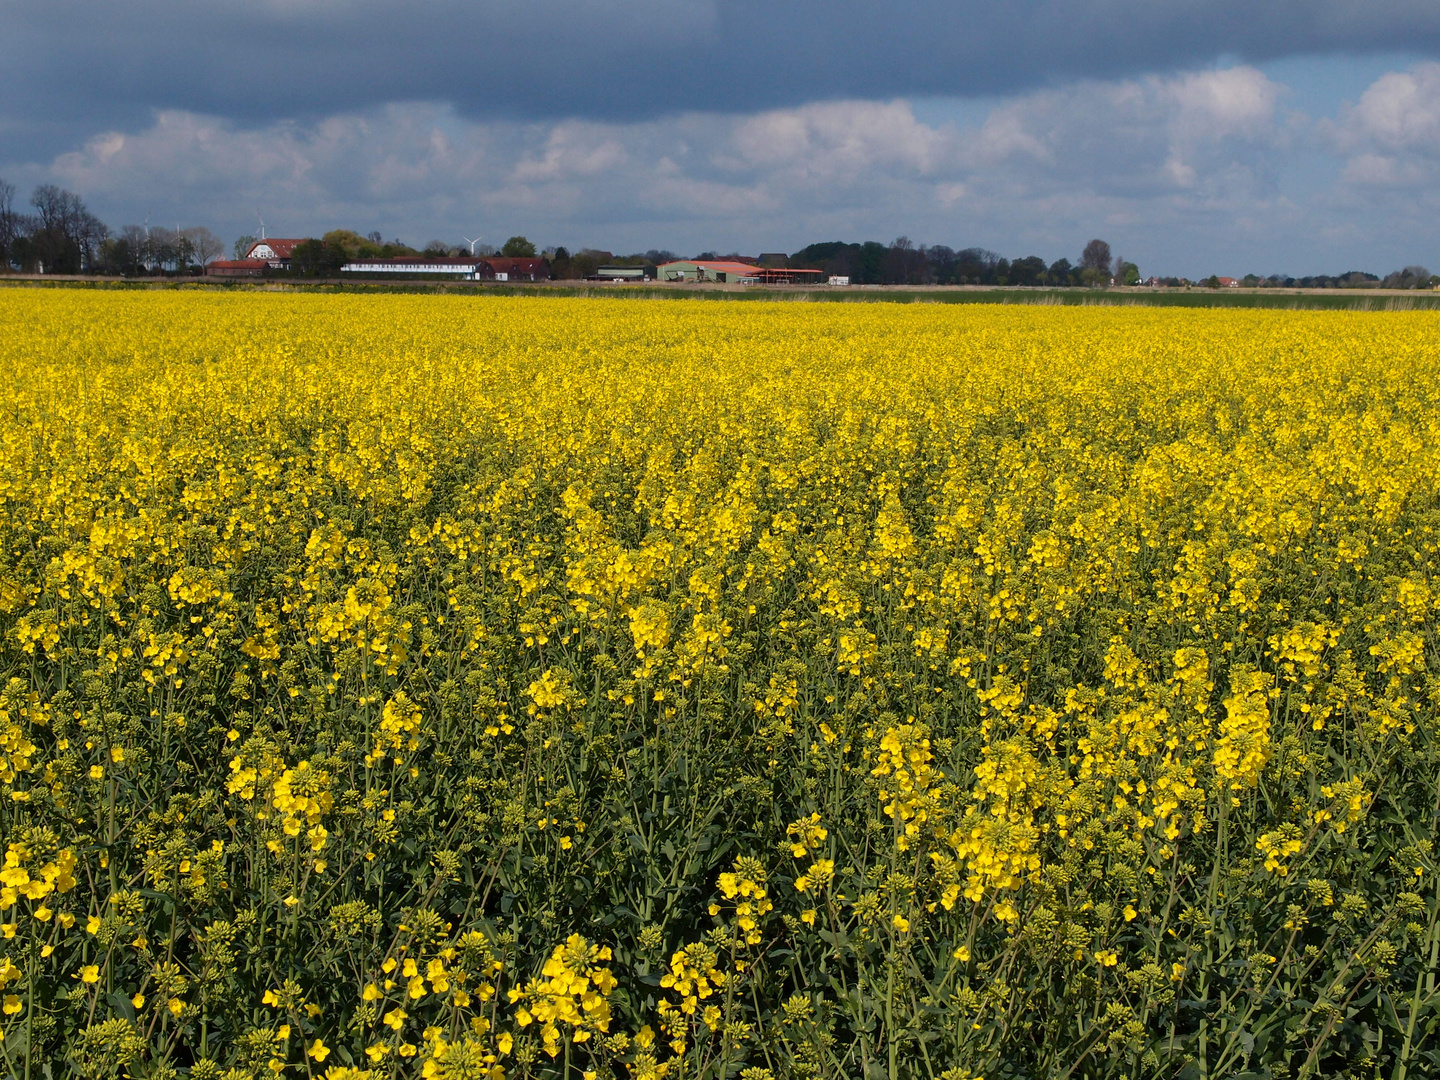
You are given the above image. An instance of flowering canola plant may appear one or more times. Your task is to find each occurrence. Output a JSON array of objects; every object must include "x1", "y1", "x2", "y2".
[{"x1": 0, "y1": 289, "x2": 1436, "y2": 1079}]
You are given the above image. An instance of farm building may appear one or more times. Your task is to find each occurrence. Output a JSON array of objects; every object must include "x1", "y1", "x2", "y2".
[
  {"x1": 594, "y1": 266, "x2": 648, "y2": 281},
  {"x1": 479, "y1": 257, "x2": 549, "y2": 281},
  {"x1": 245, "y1": 238, "x2": 307, "y2": 270},
  {"x1": 656, "y1": 260, "x2": 762, "y2": 283},
  {"x1": 752, "y1": 268, "x2": 825, "y2": 285},
  {"x1": 206, "y1": 259, "x2": 268, "y2": 278},
  {"x1": 339, "y1": 256, "x2": 551, "y2": 281},
  {"x1": 342, "y1": 257, "x2": 485, "y2": 278}
]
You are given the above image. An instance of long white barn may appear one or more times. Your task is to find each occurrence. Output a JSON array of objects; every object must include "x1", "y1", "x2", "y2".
[
  {"x1": 342, "y1": 258, "x2": 483, "y2": 278},
  {"x1": 341, "y1": 257, "x2": 549, "y2": 281}
]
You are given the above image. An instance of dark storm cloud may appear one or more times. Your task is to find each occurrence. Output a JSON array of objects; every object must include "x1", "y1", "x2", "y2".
[{"x1": 5, "y1": 0, "x2": 1440, "y2": 144}]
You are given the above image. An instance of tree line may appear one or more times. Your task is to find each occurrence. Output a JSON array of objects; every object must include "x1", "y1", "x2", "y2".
[
  {"x1": 0, "y1": 180, "x2": 224, "y2": 275},
  {"x1": 2, "y1": 179, "x2": 1435, "y2": 289},
  {"x1": 783, "y1": 236, "x2": 1136, "y2": 286}
]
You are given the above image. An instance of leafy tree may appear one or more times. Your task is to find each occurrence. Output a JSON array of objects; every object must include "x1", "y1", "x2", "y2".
[
  {"x1": 1080, "y1": 238, "x2": 1112, "y2": 273},
  {"x1": 1381, "y1": 265, "x2": 1432, "y2": 289},
  {"x1": 883, "y1": 236, "x2": 930, "y2": 284},
  {"x1": 856, "y1": 241, "x2": 887, "y2": 284},
  {"x1": 1009, "y1": 255, "x2": 1047, "y2": 287},
  {"x1": 788, "y1": 241, "x2": 860, "y2": 281},
  {"x1": 322, "y1": 230, "x2": 369, "y2": 262},
  {"x1": 501, "y1": 236, "x2": 537, "y2": 258},
  {"x1": 924, "y1": 245, "x2": 956, "y2": 282},
  {"x1": 567, "y1": 249, "x2": 612, "y2": 279},
  {"x1": 1340, "y1": 271, "x2": 1379, "y2": 288},
  {"x1": 547, "y1": 246, "x2": 572, "y2": 278},
  {"x1": 233, "y1": 235, "x2": 257, "y2": 260},
  {"x1": 954, "y1": 248, "x2": 1002, "y2": 285},
  {"x1": 289, "y1": 238, "x2": 343, "y2": 277},
  {"x1": 1046, "y1": 258, "x2": 1074, "y2": 286}
]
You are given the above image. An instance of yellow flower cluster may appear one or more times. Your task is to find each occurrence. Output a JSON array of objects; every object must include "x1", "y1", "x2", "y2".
[
  {"x1": 714, "y1": 857, "x2": 773, "y2": 945},
  {"x1": 0, "y1": 290, "x2": 1434, "y2": 1077},
  {"x1": 1214, "y1": 665, "x2": 1273, "y2": 790},
  {"x1": 367, "y1": 692, "x2": 423, "y2": 766},
  {"x1": 658, "y1": 940, "x2": 723, "y2": 1042},
  {"x1": 785, "y1": 812, "x2": 827, "y2": 858},
  {"x1": 508, "y1": 933, "x2": 617, "y2": 1057},
  {"x1": 871, "y1": 723, "x2": 940, "y2": 851}
]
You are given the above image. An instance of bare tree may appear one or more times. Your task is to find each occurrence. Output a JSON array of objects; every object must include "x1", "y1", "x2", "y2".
[
  {"x1": 0, "y1": 179, "x2": 16, "y2": 268},
  {"x1": 182, "y1": 226, "x2": 224, "y2": 269},
  {"x1": 147, "y1": 225, "x2": 179, "y2": 272},
  {"x1": 116, "y1": 225, "x2": 148, "y2": 275},
  {"x1": 76, "y1": 212, "x2": 108, "y2": 269},
  {"x1": 175, "y1": 231, "x2": 197, "y2": 272},
  {"x1": 31, "y1": 184, "x2": 84, "y2": 234},
  {"x1": 28, "y1": 185, "x2": 106, "y2": 271}
]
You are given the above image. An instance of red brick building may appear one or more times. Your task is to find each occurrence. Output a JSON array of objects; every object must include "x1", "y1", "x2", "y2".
[{"x1": 206, "y1": 259, "x2": 268, "y2": 278}]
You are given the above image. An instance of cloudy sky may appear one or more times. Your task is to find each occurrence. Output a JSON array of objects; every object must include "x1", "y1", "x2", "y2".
[{"x1": 4, "y1": 1, "x2": 1440, "y2": 277}]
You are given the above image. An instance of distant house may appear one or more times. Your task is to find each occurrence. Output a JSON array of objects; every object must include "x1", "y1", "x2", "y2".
[
  {"x1": 657, "y1": 260, "x2": 762, "y2": 283},
  {"x1": 245, "y1": 238, "x2": 307, "y2": 270},
  {"x1": 478, "y1": 257, "x2": 549, "y2": 281},
  {"x1": 207, "y1": 259, "x2": 268, "y2": 278},
  {"x1": 1217, "y1": 277, "x2": 1240, "y2": 288}
]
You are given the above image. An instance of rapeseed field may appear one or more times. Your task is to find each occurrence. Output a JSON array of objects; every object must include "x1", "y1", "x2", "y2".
[{"x1": 0, "y1": 290, "x2": 1437, "y2": 1079}]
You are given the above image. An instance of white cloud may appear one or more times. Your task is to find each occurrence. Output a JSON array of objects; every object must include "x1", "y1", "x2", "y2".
[
  {"x1": 1323, "y1": 62, "x2": 1440, "y2": 194},
  {"x1": 731, "y1": 100, "x2": 944, "y2": 177},
  {"x1": 512, "y1": 124, "x2": 630, "y2": 183},
  {"x1": 1332, "y1": 62, "x2": 1440, "y2": 154},
  {"x1": 963, "y1": 66, "x2": 1286, "y2": 202},
  {"x1": 11, "y1": 61, "x2": 1437, "y2": 275},
  {"x1": 1164, "y1": 66, "x2": 1282, "y2": 142}
]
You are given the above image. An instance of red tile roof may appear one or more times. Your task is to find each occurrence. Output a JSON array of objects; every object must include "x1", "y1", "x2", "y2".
[
  {"x1": 245, "y1": 238, "x2": 307, "y2": 258},
  {"x1": 658, "y1": 260, "x2": 762, "y2": 277},
  {"x1": 481, "y1": 257, "x2": 549, "y2": 274},
  {"x1": 207, "y1": 259, "x2": 268, "y2": 271}
]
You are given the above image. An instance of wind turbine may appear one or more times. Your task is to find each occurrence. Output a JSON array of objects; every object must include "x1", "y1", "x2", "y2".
[
  {"x1": 255, "y1": 212, "x2": 267, "y2": 241},
  {"x1": 463, "y1": 235, "x2": 482, "y2": 256}
]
